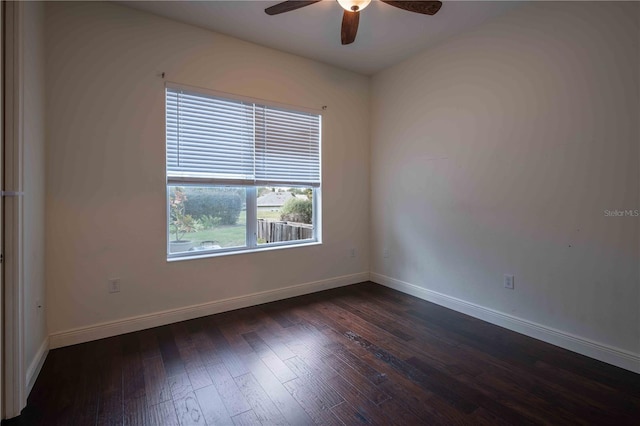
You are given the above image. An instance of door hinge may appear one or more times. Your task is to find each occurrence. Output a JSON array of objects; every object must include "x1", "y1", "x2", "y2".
[{"x1": 1, "y1": 191, "x2": 23, "y2": 197}]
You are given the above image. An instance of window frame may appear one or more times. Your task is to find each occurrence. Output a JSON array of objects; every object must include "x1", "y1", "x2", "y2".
[{"x1": 165, "y1": 83, "x2": 323, "y2": 260}]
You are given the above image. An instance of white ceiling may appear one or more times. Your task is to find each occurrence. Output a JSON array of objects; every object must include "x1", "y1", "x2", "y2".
[{"x1": 118, "y1": 0, "x2": 522, "y2": 75}]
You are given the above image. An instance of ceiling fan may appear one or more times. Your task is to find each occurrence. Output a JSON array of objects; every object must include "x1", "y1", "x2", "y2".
[{"x1": 265, "y1": 0, "x2": 443, "y2": 45}]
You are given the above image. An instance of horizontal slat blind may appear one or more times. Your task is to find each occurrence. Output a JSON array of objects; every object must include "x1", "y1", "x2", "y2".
[
  {"x1": 167, "y1": 87, "x2": 321, "y2": 188},
  {"x1": 255, "y1": 105, "x2": 320, "y2": 187},
  {"x1": 166, "y1": 88, "x2": 255, "y2": 182}
]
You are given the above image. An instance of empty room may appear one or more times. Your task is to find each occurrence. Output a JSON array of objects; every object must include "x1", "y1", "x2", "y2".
[{"x1": 2, "y1": 0, "x2": 638, "y2": 424}]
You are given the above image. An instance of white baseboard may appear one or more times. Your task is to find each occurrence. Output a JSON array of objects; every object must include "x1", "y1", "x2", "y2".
[
  {"x1": 49, "y1": 272, "x2": 370, "y2": 349},
  {"x1": 370, "y1": 272, "x2": 640, "y2": 374},
  {"x1": 26, "y1": 337, "x2": 49, "y2": 395}
]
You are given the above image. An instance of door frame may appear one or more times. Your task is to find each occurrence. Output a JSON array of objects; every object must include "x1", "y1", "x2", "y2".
[
  {"x1": 2, "y1": 0, "x2": 25, "y2": 419},
  {"x1": 0, "y1": 0, "x2": 4, "y2": 418}
]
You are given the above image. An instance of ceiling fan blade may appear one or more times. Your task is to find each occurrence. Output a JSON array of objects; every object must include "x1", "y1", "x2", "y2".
[
  {"x1": 341, "y1": 10, "x2": 360, "y2": 45},
  {"x1": 380, "y1": 1, "x2": 442, "y2": 16},
  {"x1": 265, "y1": 1, "x2": 322, "y2": 16}
]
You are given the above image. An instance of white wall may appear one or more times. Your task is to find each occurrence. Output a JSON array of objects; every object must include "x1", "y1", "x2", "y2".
[
  {"x1": 371, "y1": 1, "x2": 639, "y2": 360},
  {"x1": 43, "y1": 0, "x2": 639, "y2": 373},
  {"x1": 45, "y1": 2, "x2": 369, "y2": 338},
  {"x1": 23, "y1": 0, "x2": 47, "y2": 384}
]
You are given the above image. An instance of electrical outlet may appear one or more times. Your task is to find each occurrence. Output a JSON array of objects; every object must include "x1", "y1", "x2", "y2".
[
  {"x1": 383, "y1": 248, "x2": 390, "y2": 258},
  {"x1": 504, "y1": 275, "x2": 515, "y2": 290},
  {"x1": 108, "y1": 278, "x2": 121, "y2": 293},
  {"x1": 349, "y1": 248, "x2": 356, "y2": 258}
]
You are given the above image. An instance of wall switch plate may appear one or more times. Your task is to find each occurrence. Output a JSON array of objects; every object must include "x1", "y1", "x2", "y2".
[
  {"x1": 108, "y1": 278, "x2": 121, "y2": 293},
  {"x1": 383, "y1": 248, "x2": 390, "y2": 258},
  {"x1": 349, "y1": 248, "x2": 356, "y2": 258},
  {"x1": 504, "y1": 274, "x2": 515, "y2": 290}
]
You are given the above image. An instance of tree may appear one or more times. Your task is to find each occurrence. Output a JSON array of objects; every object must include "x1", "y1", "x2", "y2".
[
  {"x1": 290, "y1": 188, "x2": 312, "y2": 199},
  {"x1": 280, "y1": 197, "x2": 313, "y2": 224},
  {"x1": 258, "y1": 187, "x2": 271, "y2": 197},
  {"x1": 182, "y1": 188, "x2": 242, "y2": 225},
  {"x1": 169, "y1": 187, "x2": 199, "y2": 242}
]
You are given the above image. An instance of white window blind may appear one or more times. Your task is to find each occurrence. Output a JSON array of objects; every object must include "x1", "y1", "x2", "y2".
[
  {"x1": 255, "y1": 106, "x2": 321, "y2": 186},
  {"x1": 166, "y1": 87, "x2": 321, "y2": 187}
]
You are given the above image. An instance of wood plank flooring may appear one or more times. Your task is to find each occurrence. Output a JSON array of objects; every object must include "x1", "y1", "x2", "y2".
[{"x1": 14, "y1": 282, "x2": 640, "y2": 425}]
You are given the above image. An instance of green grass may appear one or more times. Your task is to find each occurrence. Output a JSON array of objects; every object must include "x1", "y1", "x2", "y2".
[
  {"x1": 185, "y1": 211, "x2": 247, "y2": 248},
  {"x1": 257, "y1": 208, "x2": 281, "y2": 221},
  {"x1": 187, "y1": 227, "x2": 246, "y2": 248},
  {"x1": 179, "y1": 208, "x2": 294, "y2": 250}
]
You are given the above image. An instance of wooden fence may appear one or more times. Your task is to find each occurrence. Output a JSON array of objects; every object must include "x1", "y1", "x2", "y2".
[{"x1": 257, "y1": 220, "x2": 313, "y2": 243}]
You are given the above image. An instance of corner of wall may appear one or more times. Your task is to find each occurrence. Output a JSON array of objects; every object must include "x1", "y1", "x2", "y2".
[
  {"x1": 370, "y1": 273, "x2": 640, "y2": 373},
  {"x1": 25, "y1": 336, "x2": 49, "y2": 395}
]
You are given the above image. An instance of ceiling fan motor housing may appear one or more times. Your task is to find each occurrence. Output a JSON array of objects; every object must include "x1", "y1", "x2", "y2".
[{"x1": 337, "y1": 0, "x2": 372, "y2": 13}]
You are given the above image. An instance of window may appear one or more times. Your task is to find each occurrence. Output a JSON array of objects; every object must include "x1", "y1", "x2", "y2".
[{"x1": 166, "y1": 85, "x2": 321, "y2": 258}]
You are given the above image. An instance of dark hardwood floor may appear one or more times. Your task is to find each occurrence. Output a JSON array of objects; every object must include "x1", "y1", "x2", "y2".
[{"x1": 15, "y1": 282, "x2": 640, "y2": 425}]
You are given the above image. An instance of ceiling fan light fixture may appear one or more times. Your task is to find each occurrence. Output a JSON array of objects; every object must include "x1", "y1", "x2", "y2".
[
  {"x1": 337, "y1": 0, "x2": 371, "y2": 12},
  {"x1": 265, "y1": 0, "x2": 443, "y2": 46}
]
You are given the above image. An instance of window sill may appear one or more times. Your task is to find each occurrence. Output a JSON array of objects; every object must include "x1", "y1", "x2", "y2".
[{"x1": 167, "y1": 240, "x2": 322, "y2": 262}]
